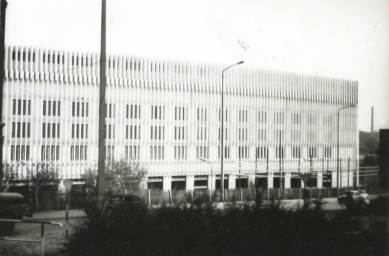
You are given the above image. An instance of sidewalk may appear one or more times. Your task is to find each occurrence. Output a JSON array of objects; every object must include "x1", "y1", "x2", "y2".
[{"x1": 28, "y1": 209, "x2": 86, "y2": 220}]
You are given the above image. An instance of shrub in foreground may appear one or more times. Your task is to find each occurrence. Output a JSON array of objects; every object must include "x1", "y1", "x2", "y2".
[{"x1": 62, "y1": 201, "x2": 388, "y2": 256}]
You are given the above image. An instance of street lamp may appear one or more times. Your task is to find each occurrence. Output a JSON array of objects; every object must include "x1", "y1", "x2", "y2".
[
  {"x1": 336, "y1": 104, "x2": 356, "y2": 193},
  {"x1": 221, "y1": 61, "x2": 244, "y2": 201},
  {"x1": 199, "y1": 157, "x2": 213, "y2": 202}
]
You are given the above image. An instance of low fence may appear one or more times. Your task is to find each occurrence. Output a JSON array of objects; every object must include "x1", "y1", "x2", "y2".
[
  {"x1": 0, "y1": 219, "x2": 62, "y2": 256},
  {"x1": 140, "y1": 186, "x2": 382, "y2": 206}
]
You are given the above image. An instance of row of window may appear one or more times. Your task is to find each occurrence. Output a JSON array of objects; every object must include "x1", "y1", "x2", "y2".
[
  {"x1": 9, "y1": 145, "x2": 334, "y2": 162},
  {"x1": 10, "y1": 123, "x2": 328, "y2": 143},
  {"x1": 11, "y1": 99, "x2": 338, "y2": 127}
]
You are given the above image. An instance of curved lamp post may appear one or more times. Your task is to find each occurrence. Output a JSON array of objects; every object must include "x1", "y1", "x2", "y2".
[
  {"x1": 336, "y1": 104, "x2": 356, "y2": 193},
  {"x1": 221, "y1": 61, "x2": 244, "y2": 201}
]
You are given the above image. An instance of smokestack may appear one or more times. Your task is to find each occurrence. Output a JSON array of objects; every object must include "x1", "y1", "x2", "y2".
[{"x1": 371, "y1": 107, "x2": 374, "y2": 133}]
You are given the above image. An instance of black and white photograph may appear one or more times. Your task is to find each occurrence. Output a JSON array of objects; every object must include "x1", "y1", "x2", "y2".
[{"x1": 0, "y1": 0, "x2": 388, "y2": 255}]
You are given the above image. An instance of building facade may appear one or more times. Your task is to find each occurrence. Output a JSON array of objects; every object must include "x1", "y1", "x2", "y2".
[{"x1": 2, "y1": 45, "x2": 358, "y2": 190}]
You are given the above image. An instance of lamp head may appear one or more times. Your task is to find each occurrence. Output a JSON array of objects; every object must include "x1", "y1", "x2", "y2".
[{"x1": 237, "y1": 61, "x2": 244, "y2": 65}]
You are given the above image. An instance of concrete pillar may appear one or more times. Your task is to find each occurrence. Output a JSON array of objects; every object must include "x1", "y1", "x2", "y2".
[
  {"x1": 228, "y1": 175, "x2": 236, "y2": 189},
  {"x1": 267, "y1": 173, "x2": 274, "y2": 188},
  {"x1": 163, "y1": 176, "x2": 171, "y2": 191},
  {"x1": 186, "y1": 175, "x2": 194, "y2": 191},
  {"x1": 248, "y1": 174, "x2": 256, "y2": 188},
  {"x1": 284, "y1": 173, "x2": 291, "y2": 189},
  {"x1": 332, "y1": 171, "x2": 337, "y2": 188},
  {"x1": 208, "y1": 175, "x2": 216, "y2": 191},
  {"x1": 317, "y1": 172, "x2": 323, "y2": 189}
]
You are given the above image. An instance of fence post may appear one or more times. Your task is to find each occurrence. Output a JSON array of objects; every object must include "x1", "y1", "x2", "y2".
[
  {"x1": 147, "y1": 189, "x2": 151, "y2": 207},
  {"x1": 240, "y1": 188, "x2": 243, "y2": 201},
  {"x1": 168, "y1": 190, "x2": 172, "y2": 206},
  {"x1": 40, "y1": 223, "x2": 45, "y2": 256}
]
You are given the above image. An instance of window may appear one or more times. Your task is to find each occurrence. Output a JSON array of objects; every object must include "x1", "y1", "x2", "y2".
[
  {"x1": 308, "y1": 114, "x2": 317, "y2": 126},
  {"x1": 238, "y1": 146, "x2": 250, "y2": 159},
  {"x1": 41, "y1": 145, "x2": 60, "y2": 161},
  {"x1": 12, "y1": 122, "x2": 30, "y2": 138},
  {"x1": 174, "y1": 107, "x2": 188, "y2": 121},
  {"x1": 126, "y1": 104, "x2": 141, "y2": 119},
  {"x1": 274, "y1": 130, "x2": 284, "y2": 142},
  {"x1": 196, "y1": 146, "x2": 209, "y2": 159},
  {"x1": 174, "y1": 126, "x2": 187, "y2": 140},
  {"x1": 292, "y1": 146, "x2": 301, "y2": 159},
  {"x1": 10, "y1": 145, "x2": 30, "y2": 161},
  {"x1": 218, "y1": 109, "x2": 228, "y2": 122},
  {"x1": 238, "y1": 128, "x2": 248, "y2": 142},
  {"x1": 12, "y1": 99, "x2": 31, "y2": 116},
  {"x1": 218, "y1": 146, "x2": 230, "y2": 159},
  {"x1": 150, "y1": 146, "x2": 165, "y2": 160},
  {"x1": 106, "y1": 146, "x2": 114, "y2": 160},
  {"x1": 276, "y1": 146, "x2": 284, "y2": 159},
  {"x1": 72, "y1": 101, "x2": 89, "y2": 117},
  {"x1": 151, "y1": 105, "x2": 165, "y2": 120},
  {"x1": 307, "y1": 130, "x2": 316, "y2": 143},
  {"x1": 126, "y1": 125, "x2": 141, "y2": 140},
  {"x1": 42, "y1": 123, "x2": 60, "y2": 139},
  {"x1": 324, "y1": 147, "x2": 332, "y2": 158},
  {"x1": 105, "y1": 103, "x2": 116, "y2": 118},
  {"x1": 174, "y1": 146, "x2": 188, "y2": 160},
  {"x1": 258, "y1": 129, "x2": 266, "y2": 141},
  {"x1": 257, "y1": 111, "x2": 267, "y2": 123},
  {"x1": 308, "y1": 147, "x2": 317, "y2": 158},
  {"x1": 238, "y1": 110, "x2": 248, "y2": 123},
  {"x1": 150, "y1": 126, "x2": 165, "y2": 140},
  {"x1": 196, "y1": 127, "x2": 207, "y2": 141},
  {"x1": 105, "y1": 124, "x2": 115, "y2": 139},
  {"x1": 274, "y1": 112, "x2": 285, "y2": 124},
  {"x1": 71, "y1": 124, "x2": 88, "y2": 139},
  {"x1": 218, "y1": 128, "x2": 229, "y2": 141},
  {"x1": 291, "y1": 130, "x2": 301, "y2": 142},
  {"x1": 197, "y1": 108, "x2": 207, "y2": 121},
  {"x1": 291, "y1": 113, "x2": 301, "y2": 125},
  {"x1": 125, "y1": 146, "x2": 140, "y2": 160},
  {"x1": 43, "y1": 100, "x2": 61, "y2": 116},
  {"x1": 256, "y1": 146, "x2": 268, "y2": 160}
]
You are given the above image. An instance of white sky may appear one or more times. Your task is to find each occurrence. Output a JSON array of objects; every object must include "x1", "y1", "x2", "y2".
[{"x1": 4, "y1": 0, "x2": 389, "y2": 131}]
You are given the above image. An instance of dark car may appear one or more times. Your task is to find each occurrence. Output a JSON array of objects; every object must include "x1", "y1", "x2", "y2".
[
  {"x1": 337, "y1": 190, "x2": 370, "y2": 205},
  {"x1": 104, "y1": 193, "x2": 142, "y2": 212},
  {"x1": 0, "y1": 192, "x2": 33, "y2": 235}
]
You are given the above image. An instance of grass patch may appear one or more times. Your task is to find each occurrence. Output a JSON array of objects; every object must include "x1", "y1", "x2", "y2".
[{"x1": 0, "y1": 219, "x2": 83, "y2": 256}]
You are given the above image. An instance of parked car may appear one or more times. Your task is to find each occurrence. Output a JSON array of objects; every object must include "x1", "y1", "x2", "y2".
[
  {"x1": 104, "y1": 193, "x2": 142, "y2": 212},
  {"x1": 0, "y1": 192, "x2": 33, "y2": 235},
  {"x1": 337, "y1": 190, "x2": 370, "y2": 205}
]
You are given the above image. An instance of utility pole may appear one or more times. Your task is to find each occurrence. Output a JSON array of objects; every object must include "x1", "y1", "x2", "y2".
[
  {"x1": 97, "y1": 0, "x2": 107, "y2": 203},
  {"x1": 0, "y1": 0, "x2": 7, "y2": 191}
]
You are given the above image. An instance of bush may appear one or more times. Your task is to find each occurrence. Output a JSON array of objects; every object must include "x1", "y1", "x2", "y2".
[
  {"x1": 368, "y1": 196, "x2": 389, "y2": 215},
  {"x1": 62, "y1": 201, "x2": 388, "y2": 256}
]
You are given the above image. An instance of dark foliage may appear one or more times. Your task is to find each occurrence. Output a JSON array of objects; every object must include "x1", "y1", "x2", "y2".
[
  {"x1": 62, "y1": 201, "x2": 388, "y2": 256},
  {"x1": 368, "y1": 196, "x2": 389, "y2": 215}
]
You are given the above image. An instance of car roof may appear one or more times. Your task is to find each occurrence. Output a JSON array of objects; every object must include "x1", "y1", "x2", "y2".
[{"x1": 0, "y1": 192, "x2": 24, "y2": 200}]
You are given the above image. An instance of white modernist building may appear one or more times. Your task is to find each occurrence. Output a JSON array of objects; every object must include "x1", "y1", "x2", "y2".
[{"x1": 2, "y1": 45, "x2": 358, "y2": 190}]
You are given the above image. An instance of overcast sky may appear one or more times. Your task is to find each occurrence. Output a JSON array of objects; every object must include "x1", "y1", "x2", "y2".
[{"x1": 5, "y1": 0, "x2": 389, "y2": 131}]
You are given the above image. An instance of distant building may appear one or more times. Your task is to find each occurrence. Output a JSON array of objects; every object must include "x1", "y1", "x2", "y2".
[
  {"x1": 379, "y1": 129, "x2": 389, "y2": 189},
  {"x1": 2, "y1": 45, "x2": 358, "y2": 190}
]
